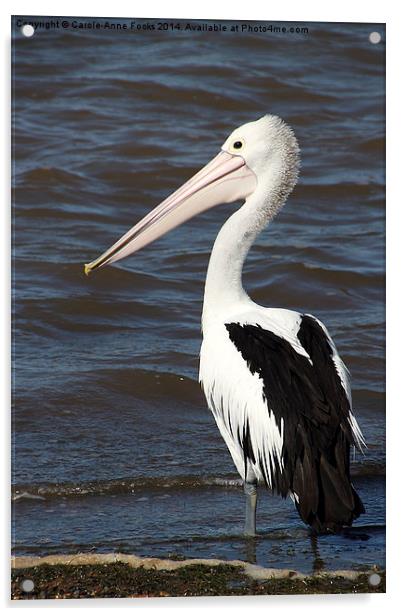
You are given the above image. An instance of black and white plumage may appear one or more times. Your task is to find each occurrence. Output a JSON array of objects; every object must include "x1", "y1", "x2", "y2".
[
  {"x1": 201, "y1": 313, "x2": 364, "y2": 533},
  {"x1": 85, "y1": 114, "x2": 365, "y2": 535}
]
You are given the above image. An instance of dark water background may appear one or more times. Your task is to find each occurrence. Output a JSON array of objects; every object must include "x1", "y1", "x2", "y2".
[{"x1": 12, "y1": 16, "x2": 385, "y2": 574}]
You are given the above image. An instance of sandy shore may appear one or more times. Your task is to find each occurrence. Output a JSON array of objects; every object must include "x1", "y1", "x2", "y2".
[{"x1": 11, "y1": 553, "x2": 385, "y2": 599}]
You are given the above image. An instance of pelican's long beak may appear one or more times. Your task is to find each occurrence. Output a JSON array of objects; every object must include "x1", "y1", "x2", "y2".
[{"x1": 84, "y1": 150, "x2": 256, "y2": 274}]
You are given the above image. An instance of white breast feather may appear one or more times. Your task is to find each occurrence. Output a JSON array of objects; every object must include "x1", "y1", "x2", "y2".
[{"x1": 199, "y1": 318, "x2": 288, "y2": 486}]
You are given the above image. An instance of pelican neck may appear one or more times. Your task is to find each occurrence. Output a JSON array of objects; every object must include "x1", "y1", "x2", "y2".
[{"x1": 201, "y1": 193, "x2": 270, "y2": 327}]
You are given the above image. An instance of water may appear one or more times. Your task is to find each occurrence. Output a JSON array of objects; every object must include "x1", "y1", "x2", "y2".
[{"x1": 12, "y1": 16, "x2": 385, "y2": 574}]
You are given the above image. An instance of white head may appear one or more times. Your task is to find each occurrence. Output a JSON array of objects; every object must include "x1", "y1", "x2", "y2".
[
  {"x1": 222, "y1": 115, "x2": 300, "y2": 218},
  {"x1": 84, "y1": 115, "x2": 300, "y2": 274}
]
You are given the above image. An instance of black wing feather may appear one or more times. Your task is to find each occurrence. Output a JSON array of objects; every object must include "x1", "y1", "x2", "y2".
[{"x1": 226, "y1": 315, "x2": 364, "y2": 533}]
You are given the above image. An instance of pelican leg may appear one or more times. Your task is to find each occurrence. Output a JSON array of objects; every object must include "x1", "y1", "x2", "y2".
[{"x1": 244, "y1": 480, "x2": 257, "y2": 536}]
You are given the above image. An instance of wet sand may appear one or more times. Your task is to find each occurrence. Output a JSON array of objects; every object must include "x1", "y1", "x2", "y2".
[{"x1": 11, "y1": 553, "x2": 385, "y2": 599}]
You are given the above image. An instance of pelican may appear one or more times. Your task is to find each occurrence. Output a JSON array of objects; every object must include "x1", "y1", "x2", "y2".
[{"x1": 85, "y1": 115, "x2": 365, "y2": 535}]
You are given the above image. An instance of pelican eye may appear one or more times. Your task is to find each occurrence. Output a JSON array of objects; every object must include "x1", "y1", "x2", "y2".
[{"x1": 233, "y1": 140, "x2": 243, "y2": 150}]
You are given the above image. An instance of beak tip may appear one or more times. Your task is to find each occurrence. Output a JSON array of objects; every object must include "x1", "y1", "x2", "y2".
[{"x1": 84, "y1": 263, "x2": 92, "y2": 276}]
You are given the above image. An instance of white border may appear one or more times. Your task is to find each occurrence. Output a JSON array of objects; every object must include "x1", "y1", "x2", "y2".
[{"x1": 2, "y1": 0, "x2": 400, "y2": 612}]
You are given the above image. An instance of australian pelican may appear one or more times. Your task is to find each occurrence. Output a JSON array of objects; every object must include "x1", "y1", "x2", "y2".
[{"x1": 85, "y1": 115, "x2": 365, "y2": 535}]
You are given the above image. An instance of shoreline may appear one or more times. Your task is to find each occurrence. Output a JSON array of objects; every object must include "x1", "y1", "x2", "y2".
[{"x1": 11, "y1": 553, "x2": 385, "y2": 599}]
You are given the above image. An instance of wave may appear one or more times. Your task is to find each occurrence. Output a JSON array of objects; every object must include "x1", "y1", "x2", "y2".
[
  {"x1": 15, "y1": 167, "x2": 88, "y2": 189},
  {"x1": 12, "y1": 475, "x2": 243, "y2": 501},
  {"x1": 12, "y1": 465, "x2": 384, "y2": 502},
  {"x1": 252, "y1": 261, "x2": 385, "y2": 291},
  {"x1": 295, "y1": 180, "x2": 385, "y2": 198}
]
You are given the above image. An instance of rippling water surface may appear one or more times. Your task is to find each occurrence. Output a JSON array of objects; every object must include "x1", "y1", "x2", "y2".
[{"x1": 12, "y1": 16, "x2": 385, "y2": 573}]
